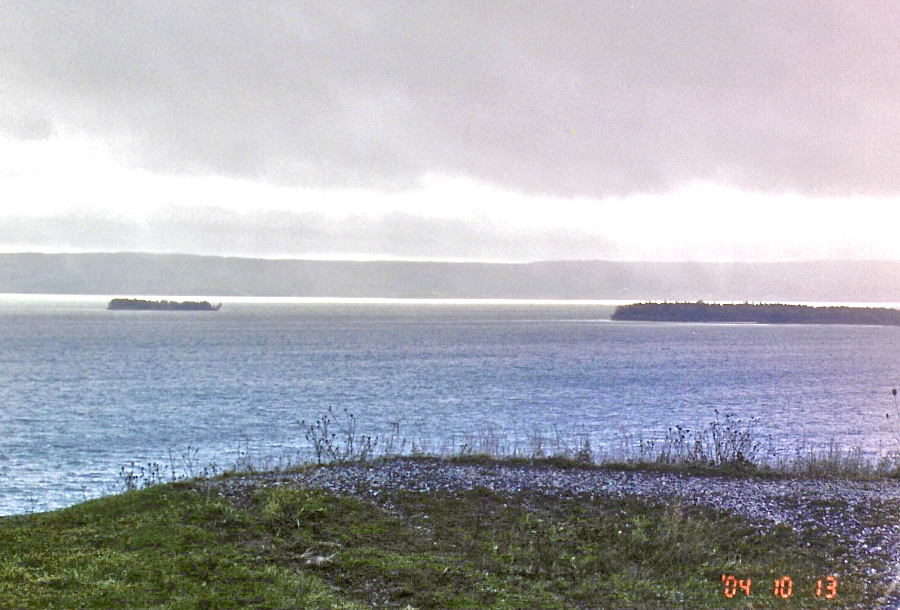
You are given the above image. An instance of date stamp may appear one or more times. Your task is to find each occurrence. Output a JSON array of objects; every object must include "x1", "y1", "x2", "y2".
[{"x1": 721, "y1": 573, "x2": 838, "y2": 600}]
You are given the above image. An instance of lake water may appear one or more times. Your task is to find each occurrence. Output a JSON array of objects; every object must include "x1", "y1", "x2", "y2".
[{"x1": 1, "y1": 296, "x2": 900, "y2": 515}]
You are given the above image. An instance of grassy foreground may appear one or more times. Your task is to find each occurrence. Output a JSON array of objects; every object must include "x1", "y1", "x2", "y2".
[{"x1": 0, "y1": 459, "x2": 882, "y2": 610}]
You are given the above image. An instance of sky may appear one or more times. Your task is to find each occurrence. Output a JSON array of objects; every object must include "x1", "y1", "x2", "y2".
[{"x1": 0, "y1": 1, "x2": 898, "y2": 262}]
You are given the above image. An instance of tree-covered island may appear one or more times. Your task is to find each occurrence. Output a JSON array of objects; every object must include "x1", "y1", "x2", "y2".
[
  {"x1": 108, "y1": 298, "x2": 222, "y2": 311},
  {"x1": 611, "y1": 301, "x2": 900, "y2": 325}
]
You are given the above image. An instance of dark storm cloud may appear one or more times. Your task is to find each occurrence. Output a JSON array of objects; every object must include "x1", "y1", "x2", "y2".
[{"x1": 1, "y1": 1, "x2": 897, "y2": 198}]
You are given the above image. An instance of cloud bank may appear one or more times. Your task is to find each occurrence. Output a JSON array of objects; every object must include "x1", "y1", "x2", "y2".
[
  {"x1": 2, "y1": 1, "x2": 897, "y2": 201},
  {"x1": 2, "y1": 197, "x2": 898, "y2": 263}
]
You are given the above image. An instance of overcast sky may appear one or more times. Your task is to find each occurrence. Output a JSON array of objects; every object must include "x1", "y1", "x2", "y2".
[{"x1": 1, "y1": 1, "x2": 898, "y2": 262}]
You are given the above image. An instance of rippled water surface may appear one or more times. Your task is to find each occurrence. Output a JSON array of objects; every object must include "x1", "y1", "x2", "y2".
[{"x1": 1, "y1": 296, "x2": 899, "y2": 514}]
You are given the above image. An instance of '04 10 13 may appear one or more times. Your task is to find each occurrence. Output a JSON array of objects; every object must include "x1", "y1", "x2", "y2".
[{"x1": 720, "y1": 573, "x2": 838, "y2": 600}]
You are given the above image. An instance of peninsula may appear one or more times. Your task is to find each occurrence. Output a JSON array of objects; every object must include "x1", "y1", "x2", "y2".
[
  {"x1": 611, "y1": 301, "x2": 900, "y2": 326},
  {"x1": 107, "y1": 298, "x2": 222, "y2": 311}
]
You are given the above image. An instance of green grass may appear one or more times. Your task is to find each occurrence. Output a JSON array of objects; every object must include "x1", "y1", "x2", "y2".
[
  {"x1": 0, "y1": 483, "x2": 363, "y2": 610},
  {"x1": 0, "y1": 459, "x2": 886, "y2": 609}
]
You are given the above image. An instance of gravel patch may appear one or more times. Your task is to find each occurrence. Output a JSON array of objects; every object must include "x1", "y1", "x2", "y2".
[{"x1": 204, "y1": 459, "x2": 900, "y2": 609}]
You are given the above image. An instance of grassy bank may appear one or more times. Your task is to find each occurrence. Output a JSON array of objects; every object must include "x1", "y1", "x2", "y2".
[
  {"x1": 0, "y1": 457, "x2": 885, "y2": 609},
  {"x1": 2, "y1": 409, "x2": 898, "y2": 609}
]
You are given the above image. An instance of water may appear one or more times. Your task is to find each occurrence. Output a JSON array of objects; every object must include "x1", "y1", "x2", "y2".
[{"x1": 1, "y1": 296, "x2": 899, "y2": 515}]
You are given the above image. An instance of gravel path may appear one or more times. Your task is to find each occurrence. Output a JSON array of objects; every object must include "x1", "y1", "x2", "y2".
[{"x1": 206, "y1": 459, "x2": 900, "y2": 609}]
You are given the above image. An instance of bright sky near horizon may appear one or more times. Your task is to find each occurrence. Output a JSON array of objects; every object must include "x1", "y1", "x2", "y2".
[{"x1": 1, "y1": 2, "x2": 898, "y2": 262}]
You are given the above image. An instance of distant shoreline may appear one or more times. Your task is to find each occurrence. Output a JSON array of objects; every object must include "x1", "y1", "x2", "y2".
[
  {"x1": 5, "y1": 294, "x2": 900, "y2": 308},
  {"x1": 5, "y1": 253, "x2": 900, "y2": 302},
  {"x1": 611, "y1": 301, "x2": 900, "y2": 325}
]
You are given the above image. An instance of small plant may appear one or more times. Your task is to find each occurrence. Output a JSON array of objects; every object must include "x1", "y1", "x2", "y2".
[
  {"x1": 118, "y1": 461, "x2": 171, "y2": 492},
  {"x1": 381, "y1": 420, "x2": 408, "y2": 457},
  {"x1": 574, "y1": 433, "x2": 593, "y2": 464},
  {"x1": 707, "y1": 410, "x2": 762, "y2": 465},
  {"x1": 180, "y1": 445, "x2": 201, "y2": 478},
  {"x1": 300, "y1": 406, "x2": 379, "y2": 465},
  {"x1": 527, "y1": 427, "x2": 546, "y2": 459},
  {"x1": 638, "y1": 411, "x2": 763, "y2": 468},
  {"x1": 459, "y1": 422, "x2": 508, "y2": 457},
  {"x1": 888, "y1": 388, "x2": 900, "y2": 448}
]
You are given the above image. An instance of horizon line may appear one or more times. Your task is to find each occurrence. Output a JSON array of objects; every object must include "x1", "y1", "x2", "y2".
[
  {"x1": 0, "y1": 250, "x2": 898, "y2": 265},
  {"x1": 3, "y1": 294, "x2": 900, "y2": 308}
]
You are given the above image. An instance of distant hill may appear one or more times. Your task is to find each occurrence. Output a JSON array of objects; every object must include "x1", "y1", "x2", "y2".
[{"x1": 1, "y1": 253, "x2": 899, "y2": 302}]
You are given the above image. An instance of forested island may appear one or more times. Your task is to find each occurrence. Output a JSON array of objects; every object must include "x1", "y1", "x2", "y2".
[
  {"x1": 611, "y1": 301, "x2": 900, "y2": 325},
  {"x1": 107, "y1": 298, "x2": 222, "y2": 311}
]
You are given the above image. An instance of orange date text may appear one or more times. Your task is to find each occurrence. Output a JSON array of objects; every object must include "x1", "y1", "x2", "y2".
[{"x1": 720, "y1": 574, "x2": 838, "y2": 600}]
